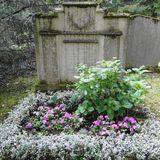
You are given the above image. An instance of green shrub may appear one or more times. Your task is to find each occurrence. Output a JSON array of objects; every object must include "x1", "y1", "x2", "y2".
[{"x1": 75, "y1": 58, "x2": 148, "y2": 119}]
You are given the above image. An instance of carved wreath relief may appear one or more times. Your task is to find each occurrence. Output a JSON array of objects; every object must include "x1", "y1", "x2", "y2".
[{"x1": 68, "y1": 9, "x2": 94, "y2": 30}]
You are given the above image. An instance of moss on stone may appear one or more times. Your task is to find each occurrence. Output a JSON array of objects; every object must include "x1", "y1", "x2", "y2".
[
  {"x1": 103, "y1": 12, "x2": 131, "y2": 18},
  {"x1": 104, "y1": 12, "x2": 160, "y2": 22},
  {"x1": 35, "y1": 80, "x2": 74, "y2": 92},
  {"x1": 35, "y1": 12, "x2": 58, "y2": 18}
]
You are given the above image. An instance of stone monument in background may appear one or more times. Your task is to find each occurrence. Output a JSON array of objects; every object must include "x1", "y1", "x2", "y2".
[{"x1": 34, "y1": 0, "x2": 160, "y2": 88}]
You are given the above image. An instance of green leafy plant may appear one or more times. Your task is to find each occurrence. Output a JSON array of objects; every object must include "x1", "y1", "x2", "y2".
[{"x1": 75, "y1": 58, "x2": 149, "y2": 119}]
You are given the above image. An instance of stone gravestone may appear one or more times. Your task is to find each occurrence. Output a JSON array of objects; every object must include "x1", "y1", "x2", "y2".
[{"x1": 34, "y1": 0, "x2": 128, "y2": 88}]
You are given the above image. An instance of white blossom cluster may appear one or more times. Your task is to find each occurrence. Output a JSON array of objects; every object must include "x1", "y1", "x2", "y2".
[{"x1": 0, "y1": 92, "x2": 160, "y2": 160}]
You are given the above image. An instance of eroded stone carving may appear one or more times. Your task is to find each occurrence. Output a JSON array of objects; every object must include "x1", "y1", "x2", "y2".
[
  {"x1": 34, "y1": 1, "x2": 128, "y2": 87},
  {"x1": 68, "y1": 11, "x2": 94, "y2": 30}
]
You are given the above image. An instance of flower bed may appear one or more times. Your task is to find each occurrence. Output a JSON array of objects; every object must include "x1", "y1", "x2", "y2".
[
  {"x1": 24, "y1": 99, "x2": 140, "y2": 136},
  {"x1": 0, "y1": 92, "x2": 160, "y2": 160}
]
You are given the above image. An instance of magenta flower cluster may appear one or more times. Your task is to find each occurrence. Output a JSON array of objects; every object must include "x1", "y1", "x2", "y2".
[
  {"x1": 26, "y1": 104, "x2": 83, "y2": 133},
  {"x1": 91, "y1": 115, "x2": 138, "y2": 136},
  {"x1": 25, "y1": 104, "x2": 139, "y2": 136}
]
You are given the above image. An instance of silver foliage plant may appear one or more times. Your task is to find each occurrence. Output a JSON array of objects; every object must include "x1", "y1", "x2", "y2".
[{"x1": 0, "y1": 92, "x2": 160, "y2": 160}]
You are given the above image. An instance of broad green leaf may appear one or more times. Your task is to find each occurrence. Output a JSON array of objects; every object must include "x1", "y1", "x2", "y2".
[{"x1": 107, "y1": 108, "x2": 114, "y2": 120}]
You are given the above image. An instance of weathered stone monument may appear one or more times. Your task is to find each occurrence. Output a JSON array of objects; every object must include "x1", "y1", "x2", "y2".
[
  {"x1": 34, "y1": 0, "x2": 160, "y2": 88},
  {"x1": 34, "y1": 0, "x2": 128, "y2": 87}
]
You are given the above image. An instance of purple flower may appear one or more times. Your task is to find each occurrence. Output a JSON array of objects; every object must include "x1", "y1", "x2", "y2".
[
  {"x1": 64, "y1": 112, "x2": 72, "y2": 118},
  {"x1": 111, "y1": 124, "x2": 119, "y2": 129},
  {"x1": 128, "y1": 117, "x2": 137, "y2": 124},
  {"x1": 93, "y1": 120, "x2": 101, "y2": 126},
  {"x1": 60, "y1": 119, "x2": 65, "y2": 124},
  {"x1": 123, "y1": 122, "x2": 129, "y2": 128},
  {"x1": 38, "y1": 106, "x2": 44, "y2": 111},
  {"x1": 109, "y1": 121, "x2": 115, "y2": 125},
  {"x1": 124, "y1": 116, "x2": 129, "y2": 121},
  {"x1": 43, "y1": 120, "x2": 48, "y2": 126},
  {"x1": 59, "y1": 104, "x2": 65, "y2": 110},
  {"x1": 104, "y1": 115, "x2": 109, "y2": 119},
  {"x1": 102, "y1": 121, "x2": 106, "y2": 125},
  {"x1": 43, "y1": 114, "x2": 49, "y2": 121},
  {"x1": 117, "y1": 121, "x2": 123, "y2": 126},
  {"x1": 52, "y1": 121, "x2": 57, "y2": 125},
  {"x1": 130, "y1": 128, "x2": 135, "y2": 134},
  {"x1": 33, "y1": 111, "x2": 39, "y2": 116},
  {"x1": 132, "y1": 125, "x2": 137, "y2": 130},
  {"x1": 99, "y1": 115, "x2": 104, "y2": 120},
  {"x1": 48, "y1": 126, "x2": 51, "y2": 129},
  {"x1": 26, "y1": 122, "x2": 32, "y2": 129}
]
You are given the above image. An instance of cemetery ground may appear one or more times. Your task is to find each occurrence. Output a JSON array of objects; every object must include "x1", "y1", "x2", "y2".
[
  {"x1": 0, "y1": 72, "x2": 160, "y2": 122},
  {"x1": 0, "y1": 75, "x2": 38, "y2": 122}
]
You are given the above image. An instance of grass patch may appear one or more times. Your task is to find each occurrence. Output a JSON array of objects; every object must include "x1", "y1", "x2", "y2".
[
  {"x1": 145, "y1": 73, "x2": 160, "y2": 118},
  {"x1": 0, "y1": 76, "x2": 38, "y2": 122}
]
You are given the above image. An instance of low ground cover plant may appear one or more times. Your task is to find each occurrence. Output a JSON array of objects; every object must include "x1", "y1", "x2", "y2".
[{"x1": 1, "y1": 93, "x2": 160, "y2": 160}]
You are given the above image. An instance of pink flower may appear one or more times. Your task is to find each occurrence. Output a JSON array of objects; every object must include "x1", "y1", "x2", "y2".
[
  {"x1": 38, "y1": 106, "x2": 44, "y2": 111},
  {"x1": 128, "y1": 117, "x2": 137, "y2": 124},
  {"x1": 123, "y1": 122, "x2": 129, "y2": 128},
  {"x1": 111, "y1": 124, "x2": 119, "y2": 130},
  {"x1": 52, "y1": 121, "x2": 57, "y2": 125},
  {"x1": 43, "y1": 120, "x2": 48, "y2": 126},
  {"x1": 48, "y1": 126, "x2": 51, "y2": 129},
  {"x1": 99, "y1": 115, "x2": 104, "y2": 120},
  {"x1": 43, "y1": 114, "x2": 49, "y2": 121},
  {"x1": 26, "y1": 122, "x2": 32, "y2": 129},
  {"x1": 60, "y1": 119, "x2": 65, "y2": 124},
  {"x1": 104, "y1": 115, "x2": 109, "y2": 119},
  {"x1": 124, "y1": 116, "x2": 129, "y2": 121},
  {"x1": 59, "y1": 104, "x2": 65, "y2": 110},
  {"x1": 102, "y1": 121, "x2": 106, "y2": 125},
  {"x1": 132, "y1": 125, "x2": 137, "y2": 130},
  {"x1": 118, "y1": 121, "x2": 123, "y2": 126},
  {"x1": 118, "y1": 121, "x2": 122, "y2": 125},
  {"x1": 130, "y1": 128, "x2": 135, "y2": 134},
  {"x1": 55, "y1": 114, "x2": 59, "y2": 117},
  {"x1": 64, "y1": 112, "x2": 72, "y2": 118},
  {"x1": 93, "y1": 120, "x2": 101, "y2": 126},
  {"x1": 33, "y1": 111, "x2": 39, "y2": 116}
]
